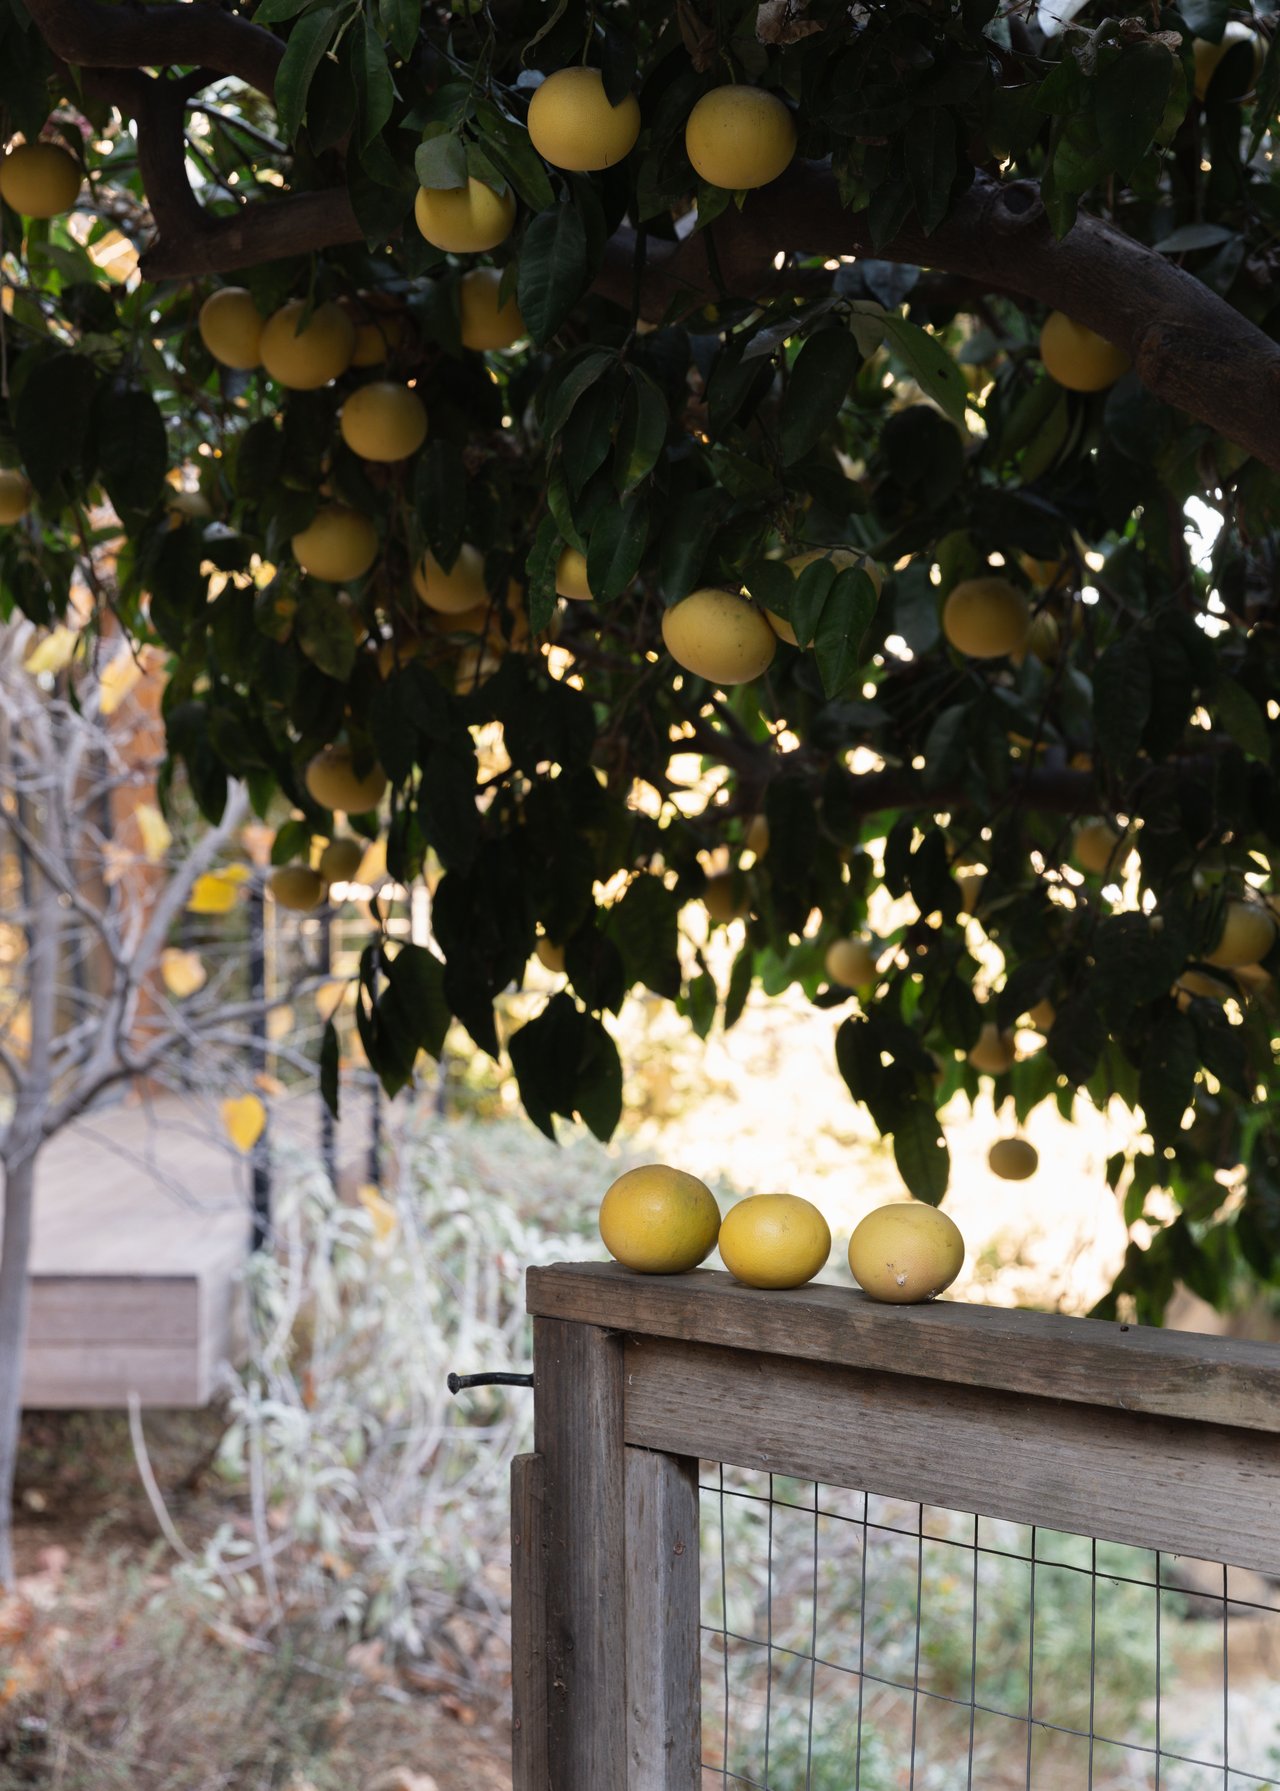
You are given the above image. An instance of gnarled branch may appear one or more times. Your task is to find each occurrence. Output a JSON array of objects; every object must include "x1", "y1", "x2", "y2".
[{"x1": 19, "y1": 0, "x2": 1280, "y2": 469}]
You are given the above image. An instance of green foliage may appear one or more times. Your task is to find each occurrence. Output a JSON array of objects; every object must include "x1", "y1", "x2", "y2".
[{"x1": 2, "y1": 0, "x2": 1280, "y2": 1313}]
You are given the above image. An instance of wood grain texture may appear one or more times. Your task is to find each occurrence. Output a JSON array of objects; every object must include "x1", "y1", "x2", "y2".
[
  {"x1": 528, "y1": 1262, "x2": 1280, "y2": 1435},
  {"x1": 533, "y1": 1317, "x2": 627, "y2": 1791},
  {"x1": 26, "y1": 1276, "x2": 196, "y2": 1344},
  {"x1": 511, "y1": 1453, "x2": 549, "y2": 1791},
  {"x1": 622, "y1": 1335, "x2": 1280, "y2": 1576},
  {"x1": 624, "y1": 1447, "x2": 701, "y2": 1791}
]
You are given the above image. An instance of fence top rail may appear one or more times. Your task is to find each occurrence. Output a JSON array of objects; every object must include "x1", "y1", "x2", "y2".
[{"x1": 526, "y1": 1261, "x2": 1280, "y2": 1435}]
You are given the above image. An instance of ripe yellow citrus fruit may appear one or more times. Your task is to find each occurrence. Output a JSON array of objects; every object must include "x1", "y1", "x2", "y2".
[
  {"x1": 349, "y1": 313, "x2": 405, "y2": 366},
  {"x1": 413, "y1": 542, "x2": 488, "y2": 614},
  {"x1": 825, "y1": 936, "x2": 876, "y2": 990},
  {"x1": 766, "y1": 548, "x2": 883, "y2": 647},
  {"x1": 1027, "y1": 997, "x2": 1056, "y2": 1033},
  {"x1": 1039, "y1": 312, "x2": 1130, "y2": 392},
  {"x1": 535, "y1": 935, "x2": 566, "y2": 973},
  {"x1": 339, "y1": 382, "x2": 428, "y2": 462},
  {"x1": 1204, "y1": 899, "x2": 1276, "y2": 969},
  {"x1": 528, "y1": 67, "x2": 642, "y2": 172},
  {"x1": 269, "y1": 865, "x2": 327, "y2": 912},
  {"x1": 745, "y1": 813, "x2": 770, "y2": 858},
  {"x1": 0, "y1": 470, "x2": 32, "y2": 524},
  {"x1": 848, "y1": 1202, "x2": 964, "y2": 1304},
  {"x1": 703, "y1": 871, "x2": 748, "y2": 924},
  {"x1": 598, "y1": 1163, "x2": 721, "y2": 1273},
  {"x1": 718, "y1": 1193, "x2": 831, "y2": 1289},
  {"x1": 967, "y1": 1021, "x2": 1015, "y2": 1075},
  {"x1": 555, "y1": 545, "x2": 593, "y2": 600},
  {"x1": 458, "y1": 267, "x2": 526, "y2": 351},
  {"x1": 0, "y1": 142, "x2": 81, "y2": 217},
  {"x1": 1072, "y1": 819, "x2": 1131, "y2": 876},
  {"x1": 1174, "y1": 968, "x2": 1236, "y2": 1005},
  {"x1": 685, "y1": 86, "x2": 797, "y2": 190},
  {"x1": 260, "y1": 298, "x2": 355, "y2": 389},
  {"x1": 942, "y1": 576, "x2": 1029, "y2": 659},
  {"x1": 198, "y1": 287, "x2": 264, "y2": 370},
  {"x1": 318, "y1": 837, "x2": 365, "y2": 884},
  {"x1": 988, "y1": 1137, "x2": 1039, "y2": 1181},
  {"x1": 292, "y1": 507, "x2": 378, "y2": 582},
  {"x1": 305, "y1": 745, "x2": 388, "y2": 813},
  {"x1": 1193, "y1": 22, "x2": 1265, "y2": 99},
  {"x1": 414, "y1": 177, "x2": 516, "y2": 252},
  {"x1": 662, "y1": 588, "x2": 777, "y2": 684}
]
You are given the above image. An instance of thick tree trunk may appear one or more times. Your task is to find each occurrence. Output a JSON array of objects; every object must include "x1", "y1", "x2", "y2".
[{"x1": 0, "y1": 1151, "x2": 36, "y2": 1587}]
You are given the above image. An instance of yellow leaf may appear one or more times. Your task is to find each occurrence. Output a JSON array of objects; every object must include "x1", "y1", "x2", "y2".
[
  {"x1": 187, "y1": 864, "x2": 250, "y2": 915},
  {"x1": 252, "y1": 1071, "x2": 286, "y2": 1096},
  {"x1": 266, "y1": 1003, "x2": 294, "y2": 1041},
  {"x1": 135, "y1": 804, "x2": 172, "y2": 862},
  {"x1": 357, "y1": 837, "x2": 387, "y2": 887},
  {"x1": 160, "y1": 948, "x2": 206, "y2": 999},
  {"x1": 314, "y1": 981, "x2": 347, "y2": 1022},
  {"x1": 357, "y1": 1184, "x2": 398, "y2": 1243},
  {"x1": 97, "y1": 651, "x2": 143, "y2": 716},
  {"x1": 222, "y1": 1093, "x2": 267, "y2": 1153},
  {"x1": 100, "y1": 840, "x2": 133, "y2": 888},
  {"x1": 23, "y1": 627, "x2": 80, "y2": 677}
]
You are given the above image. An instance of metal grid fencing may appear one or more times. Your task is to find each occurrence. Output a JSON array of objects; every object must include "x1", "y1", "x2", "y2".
[{"x1": 699, "y1": 1464, "x2": 1280, "y2": 1791}]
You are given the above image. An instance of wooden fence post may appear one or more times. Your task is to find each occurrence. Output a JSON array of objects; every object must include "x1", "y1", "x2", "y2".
[
  {"x1": 510, "y1": 1451, "x2": 548, "y2": 1791},
  {"x1": 532, "y1": 1315, "x2": 627, "y2": 1791},
  {"x1": 624, "y1": 1446, "x2": 701, "y2": 1791}
]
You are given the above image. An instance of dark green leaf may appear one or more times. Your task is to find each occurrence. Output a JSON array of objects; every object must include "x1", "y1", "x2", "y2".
[
  {"x1": 1097, "y1": 44, "x2": 1174, "y2": 173},
  {"x1": 355, "y1": 14, "x2": 396, "y2": 146},
  {"x1": 1093, "y1": 634, "x2": 1153, "y2": 772},
  {"x1": 880, "y1": 316, "x2": 969, "y2": 429},
  {"x1": 905, "y1": 106, "x2": 957, "y2": 234},
  {"x1": 517, "y1": 205, "x2": 590, "y2": 348},
  {"x1": 95, "y1": 385, "x2": 166, "y2": 520},
  {"x1": 892, "y1": 1101, "x2": 950, "y2": 1204},
  {"x1": 413, "y1": 438, "x2": 466, "y2": 570},
  {"x1": 275, "y1": 5, "x2": 340, "y2": 144},
  {"x1": 295, "y1": 586, "x2": 358, "y2": 680},
  {"x1": 813, "y1": 566, "x2": 878, "y2": 697},
  {"x1": 779, "y1": 328, "x2": 861, "y2": 465},
  {"x1": 526, "y1": 511, "x2": 561, "y2": 635},
  {"x1": 586, "y1": 490, "x2": 649, "y2": 601},
  {"x1": 414, "y1": 131, "x2": 467, "y2": 189},
  {"x1": 1139, "y1": 1010, "x2": 1198, "y2": 1151},
  {"x1": 614, "y1": 368, "x2": 668, "y2": 493},
  {"x1": 15, "y1": 352, "x2": 98, "y2": 498},
  {"x1": 320, "y1": 1017, "x2": 340, "y2": 1117},
  {"x1": 1214, "y1": 674, "x2": 1270, "y2": 761}
]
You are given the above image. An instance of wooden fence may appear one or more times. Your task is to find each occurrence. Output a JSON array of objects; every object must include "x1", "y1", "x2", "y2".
[{"x1": 512, "y1": 1260, "x2": 1280, "y2": 1790}]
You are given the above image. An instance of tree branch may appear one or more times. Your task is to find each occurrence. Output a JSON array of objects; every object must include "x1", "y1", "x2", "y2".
[
  {"x1": 20, "y1": 0, "x2": 1280, "y2": 465},
  {"x1": 596, "y1": 165, "x2": 1280, "y2": 472}
]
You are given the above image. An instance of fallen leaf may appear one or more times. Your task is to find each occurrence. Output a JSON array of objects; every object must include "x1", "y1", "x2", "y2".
[
  {"x1": 187, "y1": 864, "x2": 250, "y2": 915},
  {"x1": 160, "y1": 948, "x2": 206, "y2": 999},
  {"x1": 23, "y1": 626, "x2": 80, "y2": 677},
  {"x1": 135, "y1": 803, "x2": 172, "y2": 862}
]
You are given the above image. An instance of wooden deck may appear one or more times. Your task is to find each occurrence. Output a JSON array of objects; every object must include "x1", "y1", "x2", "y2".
[{"x1": 14, "y1": 1088, "x2": 378, "y2": 1409}]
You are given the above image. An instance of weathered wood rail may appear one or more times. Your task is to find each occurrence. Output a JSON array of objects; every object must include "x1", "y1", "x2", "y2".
[{"x1": 512, "y1": 1260, "x2": 1280, "y2": 1790}]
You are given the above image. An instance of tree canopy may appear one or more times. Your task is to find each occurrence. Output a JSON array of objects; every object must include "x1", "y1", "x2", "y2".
[{"x1": 3, "y1": 0, "x2": 1280, "y2": 1318}]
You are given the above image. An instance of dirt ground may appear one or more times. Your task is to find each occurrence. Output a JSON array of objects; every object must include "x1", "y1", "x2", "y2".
[{"x1": 1, "y1": 1408, "x2": 513, "y2": 1791}]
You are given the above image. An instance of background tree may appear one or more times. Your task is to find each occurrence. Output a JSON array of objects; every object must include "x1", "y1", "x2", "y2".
[
  {"x1": 0, "y1": 619, "x2": 330, "y2": 1584},
  {"x1": 1, "y1": 0, "x2": 1279, "y2": 1336}
]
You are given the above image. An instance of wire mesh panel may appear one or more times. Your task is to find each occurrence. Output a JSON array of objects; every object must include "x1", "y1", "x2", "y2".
[{"x1": 699, "y1": 1463, "x2": 1280, "y2": 1791}]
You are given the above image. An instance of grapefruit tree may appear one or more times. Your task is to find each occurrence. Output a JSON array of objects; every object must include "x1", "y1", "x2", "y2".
[{"x1": 2, "y1": 0, "x2": 1280, "y2": 1322}]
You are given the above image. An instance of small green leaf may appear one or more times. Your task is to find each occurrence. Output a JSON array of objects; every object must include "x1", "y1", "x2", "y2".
[
  {"x1": 880, "y1": 315, "x2": 969, "y2": 429},
  {"x1": 15, "y1": 351, "x2": 98, "y2": 498},
  {"x1": 95, "y1": 384, "x2": 167, "y2": 519},
  {"x1": 1139, "y1": 1010, "x2": 1198, "y2": 1152},
  {"x1": 1215, "y1": 673, "x2": 1271, "y2": 761},
  {"x1": 1097, "y1": 43, "x2": 1174, "y2": 173},
  {"x1": 905, "y1": 106, "x2": 957, "y2": 234},
  {"x1": 295, "y1": 586, "x2": 359, "y2": 680},
  {"x1": 414, "y1": 130, "x2": 467, "y2": 189},
  {"x1": 614, "y1": 367, "x2": 668, "y2": 493},
  {"x1": 526, "y1": 512, "x2": 561, "y2": 635},
  {"x1": 1092, "y1": 634, "x2": 1153, "y2": 772},
  {"x1": 355, "y1": 14, "x2": 396, "y2": 147}
]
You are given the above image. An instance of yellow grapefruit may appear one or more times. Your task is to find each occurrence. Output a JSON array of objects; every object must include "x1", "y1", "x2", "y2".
[
  {"x1": 825, "y1": 936, "x2": 877, "y2": 990},
  {"x1": 967, "y1": 1021, "x2": 1015, "y2": 1075},
  {"x1": 942, "y1": 577, "x2": 1029, "y2": 659},
  {"x1": 598, "y1": 1163, "x2": 721, "y2": 1273},
  {"x1": 848, "y1": 1201, "x2": 964, "y2": 1303},
  {"x1": 0, "y1": 470, "x2": 32, "y2": 524},
  {"x1": 414, "y1": 177, "x2": 516, "y2": 252},
  {"x1": 269, "y1": 865, "x2": 327, "y2": 912},
  {"x1": 685, "y1": 86, "x2": 797, "y2": 190},
  {"x1": 988, "y1": 1137, "x2": 1039, "y2": 1180},
  {"x1": 1039, "y1": 312, "x2": 1130, "y2": 392},
  {"x1": 339, "y1": 382, "x2": 428, "y2": 462},
  {"x1": 718, "y1": 1193, "x2": 831, "y2": 1289},
  {"x1": 1204, "y1": 899, "x2": 1275, "y2": 969},
  {"x1": 318, "y1": 837, "x2": 366, "y2": 884},
  {"x1": 555, "y1": 546, "x2": 593, "y2": 600},
  {"x1": 292, "y1": 507, "x2": 378, "y2": 582},
  {"x1": 458, "y1": 267, "x2": 526, "y2": 351},
  {"x1": 260, "y1": 299, "x2": 355, "y2": 389},
  {"x1": 305, "y1": 745, "x2": 388, "y2": 813},
  {"x1": 413, "y1": 543, "x2": 488, "y2": 614},
  {"x1": 527, "y1": 67, "x2": 641, "y2": 172},
  {"x1": 662, "y1": 588, "x2": 776, "y2": 684},
  {"x1": 0, "y1": 142, "x2": 81, "y2": 217},
  {"x1": 198, "y1": 287, "x2": 264, "y2": 370}
]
